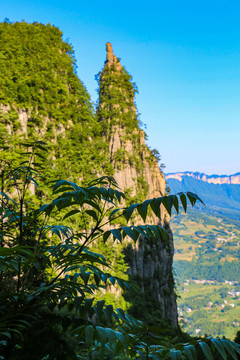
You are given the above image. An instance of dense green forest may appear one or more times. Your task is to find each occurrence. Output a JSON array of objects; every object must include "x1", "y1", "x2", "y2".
[
  {"x1": 1, "y1": 20, "x2": 240, "y2": 359},
  {"x1": 0, "y1": 20, "x2": 111, "y2": 182}
]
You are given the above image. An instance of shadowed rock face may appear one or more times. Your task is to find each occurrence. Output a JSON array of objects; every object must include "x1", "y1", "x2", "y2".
[{"x1": 98, "y1": 43, "x2": 178, "y2": 327}]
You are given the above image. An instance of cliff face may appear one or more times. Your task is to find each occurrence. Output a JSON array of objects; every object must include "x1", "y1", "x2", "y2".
[
  {"x1": 98, "y1": 43, "x2": 166, "y2": 201},
  {"x1": 97, "y1": 43, "x2": 178, "y2": 327},
  {"x1": 166, "y1": 171, "x2": 240, "y2": 219},
  {"x1": 166, "y1": 171, "x2": 240, "y2": 185}
]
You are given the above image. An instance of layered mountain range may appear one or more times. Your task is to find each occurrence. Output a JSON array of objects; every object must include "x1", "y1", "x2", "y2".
[
  {"x1": 166, "y1": 172, "x2": 240, "y2": 218},
  {"x1": 166, "y1": 171, "x2": 240, "y2": 185},
  {"x1": 166, "y1": 172, "x2": 240, "y2": 339},
  {"x1": 0, "y1": 22, "x2": 177, "y2": 327}
]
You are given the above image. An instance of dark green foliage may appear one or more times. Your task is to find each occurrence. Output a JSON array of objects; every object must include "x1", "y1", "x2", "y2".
[
  {"x1": 124, "y1": 275, "x2": 167, "y2": 327},
  {"x1": 0, "y1": 143, "x2": 146, "y2": 358},
  {"x1": 2, "y1": 143, "x2": 235, "y2": 359},
  {"x1": 234, "y1": 331, "x2": 240, "y2": 344}
]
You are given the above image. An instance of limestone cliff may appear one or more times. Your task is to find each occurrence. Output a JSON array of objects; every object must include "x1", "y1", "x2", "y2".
[
  {"x1": 97, "y1": 43, "x2": 178, "y2": 327},
  {"x1": 166, "y1": 171, "x2": 240, "y2": 185}
]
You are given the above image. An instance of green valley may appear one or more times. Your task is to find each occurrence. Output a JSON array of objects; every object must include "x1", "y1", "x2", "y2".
[
  {"x1": 178, "y1": 280, "x2": 240, "y2": 339},
  {"x1": 172, "y1": 208, "x2": 240, "y2": 339}
]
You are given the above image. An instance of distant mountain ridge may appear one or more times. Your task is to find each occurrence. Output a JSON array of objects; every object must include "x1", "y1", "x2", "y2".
[
  {"x1": 168, "y1": 172, "x2": 240, "y2": 338},
  {"x1": 166, "y1": 171, "x2": 240, "y2": 185},
  {"x1": 165, "y1": 172, "x2": 240, "y2": 219}
]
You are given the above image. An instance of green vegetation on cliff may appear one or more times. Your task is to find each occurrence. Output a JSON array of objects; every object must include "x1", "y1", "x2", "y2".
[
  {"x1": 0, "y1": 21, "x2": 88, "y2": 118},
  {"x1": 96, "y1": 64, "x2": 139, "y2": 134},
  {"x1": 0, "y1": 20, "x2": 111, "y2": 184},
  {"x1": 96, "y1": 45, "x2": 161, "y2": 203}
]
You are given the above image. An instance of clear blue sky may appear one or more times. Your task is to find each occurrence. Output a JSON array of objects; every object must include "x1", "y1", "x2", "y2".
[{"x1": 1, "y1": 0, "x2": 240, "y2": 175}]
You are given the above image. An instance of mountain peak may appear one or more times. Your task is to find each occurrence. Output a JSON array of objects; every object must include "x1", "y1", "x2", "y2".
[{"x1": 105, "y1": 42, "x2": 122, "y2": 70}]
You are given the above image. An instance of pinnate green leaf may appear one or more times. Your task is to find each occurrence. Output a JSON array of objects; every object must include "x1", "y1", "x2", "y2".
[
  {"x1": 221, "y1": 339, "x2": 238, "y2": 360},
  {"x1": 187, "y1": 192, "x2": 205, "y2": 206},
  {"x1": 198, "y1": 341, "x2": 214, "y2": 360},
  {"x1": 109, "y1": 208, "x2": 121, "y2": 220},
  {"x1": 179, "y1": 193, "x2": 187, "y2": 212},
  {"x1": 62, "y1": 209, "x2": 80, "y2": 220},
  {"x1": 184, "y1": 344, "x2": 197, "y2": 360},
  {"x1": 150, "y1": 197, "x2": 162, "y2": 218},
  {"x1": 110, "y1": 229, "x2": 122, "y2": 242},
  {"x1": 211, "y1": 338, "x2": 227, "y2": 360},
  {"x1": 85, "y1": 209, "x2": 98, "y2": 221},
  {"x1": 103, "y1": 230, "x2": 111, "y2": 242},
  {"x1": 85, "y1": 325, "x2": 94, "y2": 346},
  {"x1": 122, "y1": 226, "x2": 137, "y2": 241},
  {"x1": 124, "y1": 203, "x2": 139, "y2": 222}
]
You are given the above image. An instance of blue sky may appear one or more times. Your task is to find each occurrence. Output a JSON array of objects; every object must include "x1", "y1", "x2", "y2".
[{"x1": 1, "y1": 0, "x2": 240, "y2": 175}]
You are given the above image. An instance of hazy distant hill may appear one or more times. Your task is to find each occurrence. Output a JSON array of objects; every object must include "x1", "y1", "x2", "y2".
[
  {"x1": 165, "y1": 172, "x2": 240, "y2": 219},
  {"x1": 166, "y1": 171, "x2": 240, "y2": 185}
]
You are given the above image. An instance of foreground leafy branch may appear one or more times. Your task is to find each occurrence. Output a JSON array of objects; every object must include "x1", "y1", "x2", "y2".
[{"x1": 0, "y1": 142, "x2": 239, "y2": 360}]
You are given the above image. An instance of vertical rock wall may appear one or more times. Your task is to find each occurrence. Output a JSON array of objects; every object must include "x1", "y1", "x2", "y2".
[{"x1": 97, "y1": 43, "x2": 178, "y2": 327}]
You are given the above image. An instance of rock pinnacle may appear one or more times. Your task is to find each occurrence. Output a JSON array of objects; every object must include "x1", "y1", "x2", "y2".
[{"x1": 105, "y1": 42, "x2": 122, "y2": 71}]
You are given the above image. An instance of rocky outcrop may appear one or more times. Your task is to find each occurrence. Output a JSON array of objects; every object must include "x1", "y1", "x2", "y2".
[
  {"x1": 166, "y1": 171, "x2": 240, "y2": 185},
  {"x1": 105, "y1": 42, "x2": 122, "y2": 71},
  {"x1": 0, "y1": 104, "x2": 64, "y2": 140},
  {"x1": 102, "y1": 43, "x2": 166, "y2": 201},
  {"x1": 98, "y1": 43, "x2": 178, "y2": 327},
  {"x1": 109, "y1": 127, "x2": 165, "y2": 199}
]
